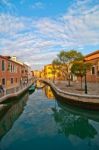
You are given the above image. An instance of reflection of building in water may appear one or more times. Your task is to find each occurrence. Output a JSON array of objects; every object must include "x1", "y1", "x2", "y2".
[
  {"x1": 36, "y1": 80, "x2": 45, "y2": 88},
  {"x1": 44, "y1": 86, "x2": 54, "y2": 99},
  {"x1": 0, "y1": 93, "x2": 28, "y2": 140}
]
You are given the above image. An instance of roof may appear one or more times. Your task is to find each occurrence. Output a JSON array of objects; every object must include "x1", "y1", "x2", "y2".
[
  {"x1": 0, "y1": 55, "x2": 23, "y2": 66},
  {"x1": 84, "y1": 50, "x2": 99, "y2": 61},
  {"x1": 85, "y1": 50, "x2": 99, "y2": 58}
]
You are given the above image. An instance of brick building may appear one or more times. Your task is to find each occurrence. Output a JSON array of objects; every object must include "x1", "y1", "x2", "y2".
[
  {"x1": 84, "y1": 50, "x2": 99, "y2": 82},
  {"x1": 0, "y1": 55, "x2": 22, "y2": 90}
]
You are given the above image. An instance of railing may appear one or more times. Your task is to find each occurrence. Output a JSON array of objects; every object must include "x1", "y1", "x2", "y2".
[{"x1": 0, "y1": 80, "x2": 34, "y2": 99}]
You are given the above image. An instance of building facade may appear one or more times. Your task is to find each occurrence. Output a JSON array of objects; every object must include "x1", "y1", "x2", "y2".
[
  {"x1": 44, "y1": 64, "x2": 64, "y2": 80},
  {"x1": 33, "y1": 70, "x2": 41, "y2": 78},
  {"x1": 0, "y1": 55, "x2": 22, "y2": 90},
  {"x1": 84, "y1": 50, "x2": 99, "y2": 82},
  {"x1": 0, "y1": 55, "x2": 33, "y2": 92}
]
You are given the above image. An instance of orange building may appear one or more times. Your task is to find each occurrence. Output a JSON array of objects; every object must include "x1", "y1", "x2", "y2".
[
  {"x1": 84, "y1": 50, "x2": 99, "y2": 82},
  {"x1": 0, "y1": 55, "x2": 22, "y2": 90}
]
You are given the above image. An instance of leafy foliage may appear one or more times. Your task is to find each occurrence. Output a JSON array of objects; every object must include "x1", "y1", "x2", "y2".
[
  {"x1": 52, "y1": 50, "x2": 83, "y2": 86},
  {"x1": 71, "y1": 61, "x2": 92, "y2": 77},
  {"x1": 71, "y1": 61, "x2": 92, "y2": 89}
]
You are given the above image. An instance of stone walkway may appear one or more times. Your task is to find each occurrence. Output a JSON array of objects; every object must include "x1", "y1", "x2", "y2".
[{"x1": 55, "y1": 81, "x2": 99, "y2": 95}]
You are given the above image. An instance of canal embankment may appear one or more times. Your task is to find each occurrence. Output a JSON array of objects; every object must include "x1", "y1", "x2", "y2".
[
  {"x1": 40, "y1": 79, "x2": 99, "y2": 110},
  {"x1": 0, "y1": 83, "x2": 33, "y2": 104}
]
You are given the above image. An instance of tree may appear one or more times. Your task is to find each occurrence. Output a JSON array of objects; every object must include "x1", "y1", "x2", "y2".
[
  {"x1": 71, "y1": 61, "x2": 92, "y2": 90},
  {"x1": 53, "y1": 50, "x2": 83, "y2": 86}
]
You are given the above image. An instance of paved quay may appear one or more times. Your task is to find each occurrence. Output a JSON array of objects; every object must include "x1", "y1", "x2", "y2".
[{"x1": 55, "y1": 81, "x2": 99, "y2": 96}]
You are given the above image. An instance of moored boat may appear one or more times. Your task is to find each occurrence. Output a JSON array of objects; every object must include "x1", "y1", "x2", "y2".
[{"x1": 29, "y1": 85, "x2": 35, "y2": 93}]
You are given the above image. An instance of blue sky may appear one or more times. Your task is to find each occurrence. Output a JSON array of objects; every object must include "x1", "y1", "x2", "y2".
[{"x1": 0, "y1": 0, "x2": 99, "y2": 70}]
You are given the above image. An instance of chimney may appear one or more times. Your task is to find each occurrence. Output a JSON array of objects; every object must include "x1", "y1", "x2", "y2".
[{"x1": 11, "y1": 56, "x2": 16, "y2": 61}]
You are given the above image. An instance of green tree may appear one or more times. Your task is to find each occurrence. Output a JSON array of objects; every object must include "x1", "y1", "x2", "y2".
[
  {"x1": 71, "y1": 61, "x2": 92, "y2": 89},
  {"x1": 53, "y1": 50, "x2": 83, "y2": 86}
]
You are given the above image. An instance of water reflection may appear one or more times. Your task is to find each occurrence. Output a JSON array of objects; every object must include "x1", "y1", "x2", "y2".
[
  {"x1": 43, "y1": 85, "x2": 99, "y2": 147},
  {"x1": 52, "y1": 105, "x2": 97, "y2": 139},
  {"x1": 36, "y1": 80, "x2": 45, "y2": 89},
  {"x1": 43, "y1": 85, "x2": 54, "y2": 99},
  {"x1": 0, "y1": 85, "x2": 99, "y2": 150},
  {"x1": 0, "y1": 93, "x2": 28, "y2": 140}
]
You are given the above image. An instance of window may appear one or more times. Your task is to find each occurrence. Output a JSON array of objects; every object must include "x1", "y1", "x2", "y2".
[
  {"x1": 16, "y1": 78, "x2": 17, "y2": 83},
  {"x1": 2, "y1": 78, "x2": 5, "y2": 85},
  {"x1": 8, "y1": 62, "x2": 10, "y2": 71},
  {"x1": 92, "y1": 66, "x2": 95, "y2": 75},
  {"x1": 13, "y1": 65, "x2": 14, "y2": 72},
  {"x1": 11, "y1": 64, "x2": 13, "y2": 72},
  {"x1": 2, "y1": 60, "x2": 5, "y2": 71},
  {"x1": 15, "y1": 66, "x2": 17, "y2": 73},
  {"x1": 22, "y1": 70, "x2": 24, "y2": 73},
  {"x1": 11, "y1": 78, "x2": 13, "y2": 84}
]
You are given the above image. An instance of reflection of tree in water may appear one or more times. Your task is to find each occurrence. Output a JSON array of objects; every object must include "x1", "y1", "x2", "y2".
[
  {"x1": 0, "y1": 93, "x2": 29, "y2": 141},
  {"x1": 52, "y1": 105, "x2": 97, "y2": 139}
]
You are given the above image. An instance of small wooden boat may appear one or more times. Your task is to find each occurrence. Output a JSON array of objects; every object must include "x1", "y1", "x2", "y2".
[{"x1": 29, "y1": 85, "x2": 35, "y2": 93}]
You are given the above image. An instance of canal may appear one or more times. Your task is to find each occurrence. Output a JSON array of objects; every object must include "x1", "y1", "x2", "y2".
[{"x1": 0, "y1": 85, "x2": 99, "y2": 150}]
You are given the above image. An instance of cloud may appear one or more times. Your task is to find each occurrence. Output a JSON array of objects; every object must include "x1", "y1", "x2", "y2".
[
  {"x1": 0, "y1": 0, "x2": 99, "y2": 69},
  {"x1": 0, "y1": 0, "x2": 16, "y2": 14},
  {"x1": 0, "y1": 14, "x2": 26, "y2": 35},
  {"x1": 31, "y1": 2, "x2": 45, "y2": 9}
]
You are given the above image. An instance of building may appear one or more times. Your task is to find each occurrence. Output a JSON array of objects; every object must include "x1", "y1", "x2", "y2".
[
  {"x1": 11, "y1": 56, "x2": 32, "y2": 84},
  {"x1": 84, "y1": 50, "x2": 99, "y2": 82},
  {"x1": 0, "y1": 55, "x2": 22, "y2": 91},
  {"x1": 40, "y1": 69, "x2": 45, "y2": 79},
  {"x1": 44, "y1": 64, "x2": 53, "y2": 80},
  {"x1": 33, "y1": 70, "x2": 41, "y2": 78},
  {"x1": 21, "y1": 63, "x2": 28, "y2": 85},
  {"x1": 10, "y1": 56, "x2": 23, "y2": 65},
  {"x1": 27, "y1": 66, "x2": 33, "y2": 84},
  {"x1": 44, "y1": 64, "x2": 64, "y2": 80}
]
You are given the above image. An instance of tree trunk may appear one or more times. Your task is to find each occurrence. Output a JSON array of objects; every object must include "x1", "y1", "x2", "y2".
[
  {"x1": 81, "y1": 76, "x2": 83, "y2": 90},
  {"x1": 53, "y1": 73, "x2": 55, "y2": 83},
  {"x1": 68, "y1": 74, "x2": 71, "y2": 86}
]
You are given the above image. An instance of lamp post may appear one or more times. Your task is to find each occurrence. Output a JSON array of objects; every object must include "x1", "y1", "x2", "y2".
[{"x1": 84, "y1": 69, "x2": 87, "y2": 94}]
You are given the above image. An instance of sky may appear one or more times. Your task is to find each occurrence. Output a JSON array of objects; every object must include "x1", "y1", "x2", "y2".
[{"x1": 0, "y1": 0, "x2": 99, "y2": 70}]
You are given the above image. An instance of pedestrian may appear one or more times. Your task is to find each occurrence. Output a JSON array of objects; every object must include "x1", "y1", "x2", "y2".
[{"x1": 0, "y1": 84, "x2": 4, "y2": 96}]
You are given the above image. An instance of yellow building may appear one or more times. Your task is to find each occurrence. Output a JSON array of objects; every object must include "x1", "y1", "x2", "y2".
[
  {"x1": 44, "y1": 64, "x2": 54, "y2": 80},
  {"x1": 40, "y1": 69, "x2": 45, "y2": 79},
  {"x1": 44, "y1": 64, "x2": 63, "y2": 80},
  {"x1": 33, "y1": 70, "x2": 41, "y2": 78}
]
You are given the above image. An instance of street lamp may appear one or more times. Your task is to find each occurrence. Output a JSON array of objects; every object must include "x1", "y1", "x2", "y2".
[{"x1": 84, "y1": 69, "x2": 87, "y2": 94}]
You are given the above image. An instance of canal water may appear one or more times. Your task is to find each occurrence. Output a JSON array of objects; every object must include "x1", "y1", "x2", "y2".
[{"x1": 0, "y1": 85, "x2": 99, "y2": 150}]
